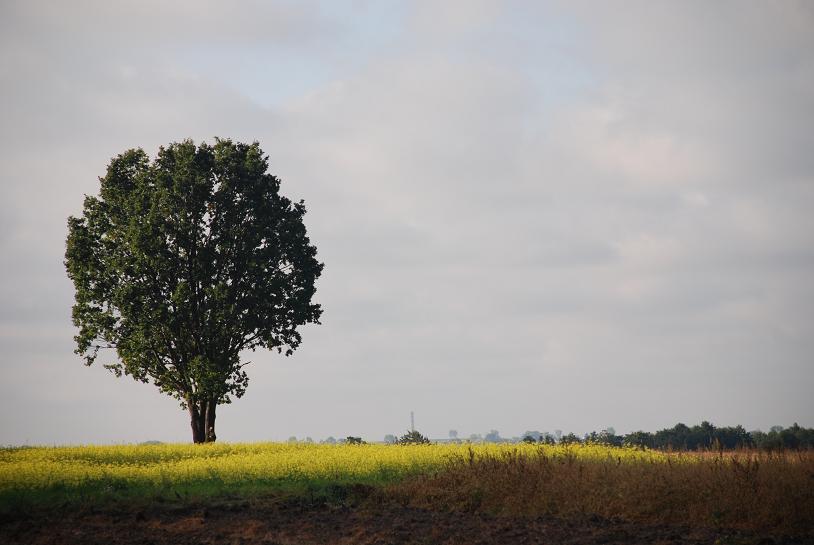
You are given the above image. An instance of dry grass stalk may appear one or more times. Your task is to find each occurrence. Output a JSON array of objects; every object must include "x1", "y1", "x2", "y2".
[{"x1": 391, "y1": 447, "x2": 814, "y2": 536}]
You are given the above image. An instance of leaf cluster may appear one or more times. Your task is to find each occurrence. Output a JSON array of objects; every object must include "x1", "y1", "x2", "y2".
[
  {"x1": 397, "y1": 430, "x2": 431, "y2": 445},
  {"x1": 65, "y1": 139, "x2": 323, "y2": 407}
]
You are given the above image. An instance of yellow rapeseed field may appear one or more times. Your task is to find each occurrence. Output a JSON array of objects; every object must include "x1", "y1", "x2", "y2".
[
  {"x1": 3, "y1": 442, "x2": 811, "y2": 534},
  {"x1": 0, "y1": 442, "x2": 665, "y2": 501}
]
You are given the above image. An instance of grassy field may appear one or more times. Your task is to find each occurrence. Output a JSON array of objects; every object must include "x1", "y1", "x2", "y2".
[{"x1": 2, "y1": 442, "x2": 812, "y2": 536}]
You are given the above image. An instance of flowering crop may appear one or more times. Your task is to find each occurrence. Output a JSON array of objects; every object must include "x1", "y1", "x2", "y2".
[
  {"x1": 0, "y1": 442, "x2": 668, "y2": 507},
  {"x1": 2, "y1": 442, "x2": 809, "y2": 534}
]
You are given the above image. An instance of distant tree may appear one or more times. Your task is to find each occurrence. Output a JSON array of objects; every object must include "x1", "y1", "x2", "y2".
[
  {"x1": 560, "y1": 432, "x2": 581, "y2": 445},
  {"x1": 778, "y1": 424, "x2": 801, "y2": 449},
  {"x1": 484, "y1": 430, "x2": 502, "y2": 443},
  {"x1": 522, "y1": 435, "x2": 537, "y2": 444},
  {"x1": 635, "y1": 421, "x2": 764, "y2": 451},
  {"x1": 712, "y1": 425, "x2": 752, "y2": 450},
  {"x1": 383, "y1": 434, "x2": 397, "y2": 444},
  {"x1": 522, "y1": 431, "x2": 542, "y2": 441},
  {"x1": 322, "y1": 436, "x2": 336, "y2": 445},
  {"x1": 346, "y1": 436, "x2": 365, "y2": 445},
  {"x1": 540, "y1": 433, "x2": 557, "y2": 445},
  {"x1": 398, "y1": 430, "x2": 431, "y2": 445},
  {"x1": 65, "y1": 139, "x2": 323, "y2": 443},
  {"x1": 599, "y1": 429, "x2": 623, "y2": 447},
  {"x1": 469, "y1": 433, "x2": 482, "y2": 442},
  {"x1": 585, "y1": 429, "x2": 623, "y2": 447},
  {"x1": 287, "y1": 436, "x2": 297, "y2": 443},
  {"x1": 699, "y1": 421, "x2": 715, "y2": 449},
  {"x1": 749, "y1": 429, "x2": 767, "y2": 446},
  {"x1": 654, "y1": 423, "x2": 691, "y2": 450},
  {"x1": 448, "y1": 429, "x2": 458, "y2": 440},
  {"x1": 751, "y1": 424, "x2": 814, "y2": 450},
  {"x1": 753, "y1": 428, "x2": 783, "y2": 450},
  {"x1": 624, "y1": 430, "x2": 654, "y2": 449},
  {"x1": 612, "y1": 422, "x2": 814, "y2": 452},
  {"x1": 792, "y1": 423, "x2": 814, "y2": 448},
  {"x1": 304, "y1": 437, "x2": 314, "y2": 443}
]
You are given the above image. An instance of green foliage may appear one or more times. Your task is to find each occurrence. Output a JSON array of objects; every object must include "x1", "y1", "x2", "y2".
[
  {"x1": 617, "y1": 422, "x2": 814, "y2": 451},
  {"x1": 584, "y1": 429, "x2": 623, "y2": 447},
  {"x1": 623, "y1": 430, "x2": 654, "y2": 449},
  {"x1": 540, "y1": 434, "x2": 557, "y2": 445},
  {"x1": 559, "y1": 433, "x2": 582, "y2": 445},
  {"x1": 634, "y1": 421, "x2": 753, "y2": 450},
  {"x1": 397, "y1": 430, "x2": 431, "y2": 445},
  {"x1": 517, "y1": 423, "x2": 814, "y2": 451},
  {"x1": 749, "y1": 423, "x2": 814, "y2": 451},
  {"x1": 65, "y1": 139, "x2": 323, "y2": 441}
]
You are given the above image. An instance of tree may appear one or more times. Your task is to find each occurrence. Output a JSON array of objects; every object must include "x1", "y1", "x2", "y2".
[
  {"x1": 560, "y1": 432, "x2": 581, "y2": 445},
  {"x1": 397, "y1": 430, "x2": 431, "y2": 445},
  {"x1": 484, "y1": 429, "x2": 502, "y2": 443},
  {"x1": 65, "y1": 139, "x2": 323, "y2": 443},
  {"x1": 540, "y1": 433, "x2": 557, "y2": 445},
  {"x1": 623, "y1": 430, "x2": 654, "y2": 449}
]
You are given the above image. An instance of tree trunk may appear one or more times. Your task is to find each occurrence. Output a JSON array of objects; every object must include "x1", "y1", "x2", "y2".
[
  {"x1": 188, "y1": 397, "x2": 217, "y2": 443},
  {"x1": 189, "y1": 401, "x2": 206, "y2": 444},
  {"x1": 204, "y1": 397, "x2": 217, "y2": 443}
]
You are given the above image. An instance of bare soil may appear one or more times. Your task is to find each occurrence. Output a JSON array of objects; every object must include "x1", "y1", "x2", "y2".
[{"x1": 2, "y1": 495, "x2": 808, "y2": 545}]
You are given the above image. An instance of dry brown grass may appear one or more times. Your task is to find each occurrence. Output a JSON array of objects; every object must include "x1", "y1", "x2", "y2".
[{"x1": 390, "y1": 447, "x2": 814, "y2": 536}]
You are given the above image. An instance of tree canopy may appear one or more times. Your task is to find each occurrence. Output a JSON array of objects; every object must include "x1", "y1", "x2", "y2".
[{"x1": 65, "y1": 139, "x2": 323, "y2": 442}]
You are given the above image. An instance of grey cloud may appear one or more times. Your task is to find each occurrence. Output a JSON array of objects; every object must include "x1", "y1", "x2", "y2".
[
  {"x1": 1, "y1": 1, "x2": 812, "y2": 444},
  {"x1": 1, "y1": 0, "x2": 335, "y2": 47}
]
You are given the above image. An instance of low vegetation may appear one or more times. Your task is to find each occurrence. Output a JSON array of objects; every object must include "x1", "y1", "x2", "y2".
[
  {"x1": 0, "y1": 442, "x2": 441, "y2": 510},
  {"x1": 394, "y1": 446, "x2": 814, "y2": 536},
  {"x1": 0, "y1": 442, "x2": 663, "y2": 511},
  {"x1": 2, "y1": 442, "x2": 811, "y2": 537}
]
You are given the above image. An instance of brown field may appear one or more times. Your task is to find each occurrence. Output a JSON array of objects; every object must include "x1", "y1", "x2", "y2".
[{"x1": 393, "y1": 447, "x2": 814, "y2": 536}]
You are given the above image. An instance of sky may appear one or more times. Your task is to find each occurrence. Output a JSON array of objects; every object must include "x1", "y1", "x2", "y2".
[{"x1": 1, "y1": 0, "x2": 813, "y2": 445}]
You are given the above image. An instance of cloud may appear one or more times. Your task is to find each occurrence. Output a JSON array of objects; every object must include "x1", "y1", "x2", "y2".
[{"x1": 0, "y1": 0, "x2": 812, "y2": 444}]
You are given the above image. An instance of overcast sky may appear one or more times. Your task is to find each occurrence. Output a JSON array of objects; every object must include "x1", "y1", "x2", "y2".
[{"x1": 1, "y1": 0, "x2": 813, "y2": 445}]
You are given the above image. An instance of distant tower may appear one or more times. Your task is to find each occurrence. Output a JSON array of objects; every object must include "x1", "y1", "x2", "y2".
[{"x1": 410, "y1": 411, "x2": 415, "y2": 432}]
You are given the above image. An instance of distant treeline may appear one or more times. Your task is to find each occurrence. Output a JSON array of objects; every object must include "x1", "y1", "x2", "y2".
[{"x1": 521, "y1": 422, "x2": 814, "y2": 451}]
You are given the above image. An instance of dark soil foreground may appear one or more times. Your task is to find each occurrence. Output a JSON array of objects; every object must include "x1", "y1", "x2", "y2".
[{"x1": 2, "y1": 497, "x2": 809, "y2": 545}]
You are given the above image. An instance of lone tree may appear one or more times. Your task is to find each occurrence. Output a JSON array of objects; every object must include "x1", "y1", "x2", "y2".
[{"x1": 65, "y1": 139, "x2": 323, "y2": 443}]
